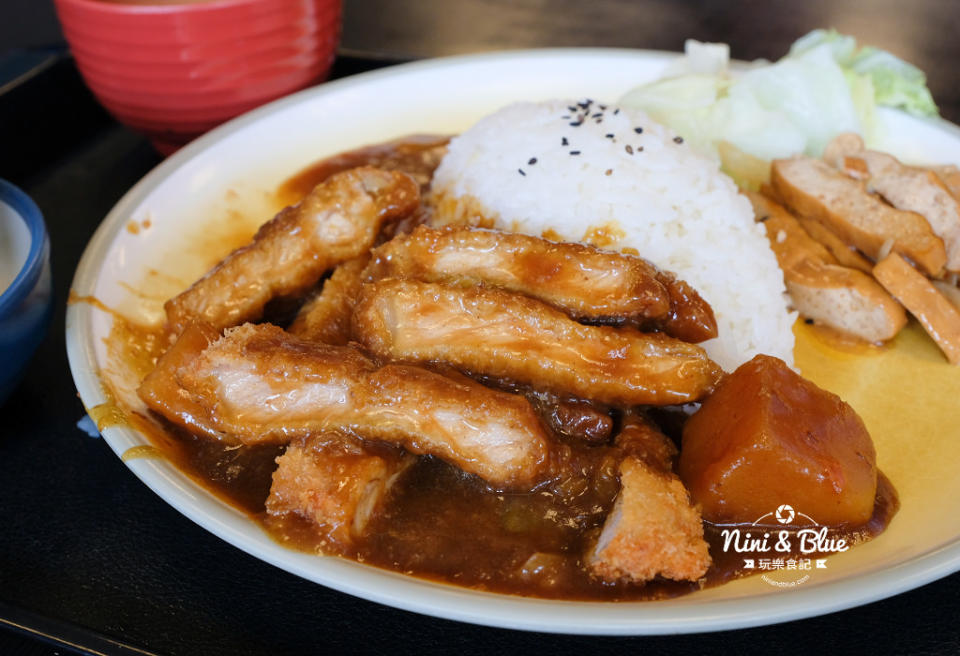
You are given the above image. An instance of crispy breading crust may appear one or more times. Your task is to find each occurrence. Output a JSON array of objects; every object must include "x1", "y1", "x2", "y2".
[
  {"x1": 365, "y1": 225, "x2": 717, "y2": 342},
  {"x1": 588, "y1": 458, "x2": 711, "y2": 583},
  {"x1": 139, "y1": 323, "x2": 552, "y2": 489},
  {"x1": 165, "y1": 167, "x2": 419, "y2": 336},
  {"x1": 266, "y1": 434, "x2": 414, "y2": 549}
]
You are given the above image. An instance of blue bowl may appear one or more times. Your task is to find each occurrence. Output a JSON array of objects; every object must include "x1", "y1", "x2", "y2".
[{"x1": 0, "y1": 179, "x2": 52, "y2": 405}]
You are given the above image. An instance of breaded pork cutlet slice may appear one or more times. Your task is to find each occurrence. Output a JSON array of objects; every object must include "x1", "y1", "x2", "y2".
[
  {"x1": 138, "y1": 323, "x2": 551, "y2": 490},
  {"x1": 588, "y1": 416, "x2": 710, "y2": 584},
  {"x1": 352, "y1": 279, "x2": 722, "y2": 406},
  {"x1": 364, "y1": 225, "x2": 717, "y2": 342},
  {"x1": 266, "y1": 433, "x2": 414, "y2": 550},
  {"x1": 164, "y1": 167, "x2": 419, "y2": 337}
]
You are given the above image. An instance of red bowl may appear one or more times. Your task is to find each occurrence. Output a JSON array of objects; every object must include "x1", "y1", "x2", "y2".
[{"x1": 54, "y1": 0, "x2": 342, "y2": 154}]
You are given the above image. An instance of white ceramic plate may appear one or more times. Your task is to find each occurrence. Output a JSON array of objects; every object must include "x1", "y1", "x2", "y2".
[{"x1": 66, "y1": 49, "x2": 960, "y2": 634}]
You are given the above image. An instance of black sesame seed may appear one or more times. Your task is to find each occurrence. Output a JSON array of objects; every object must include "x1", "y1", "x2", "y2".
[
  {"x1": 599, "y1": 104, "x2": 607, "y2": 110},
  {"x1": 592, "y1": 113, "x2": 603, "y2": 118},
  {"x1": 570, "y1": 120, "x2": 583, "y2": 127},
  {"x1": 605, "y1": 133, "x2": 614, "y2": 139},
  {"x1": 568, "y1": 105, "x2": 577, "y2": 112},
  {"x1": 625, "y1": 145, "x2": 633, "y2": 155},
  {"x1": 673, "y1": 136, "x2": 684, "y2": 144},
  {"x1": 804, "y1": 318, "x2": 814, "y2": 325},
  {"x1": 570, "y1": 150, "x2": 581, "y2": 156},
  {"x1": 518, "y1": 168, "x2": 526, "y2": 176},
  {"x1": 758, "y1": 215, "x2": 770, "y2": 223},
  {"x1": 613, "y1": 108, "x2": 620, "y2": 115},
  {"x1": 634, "y1": 127, "x2": 643, "y2": 134},
  {"x1": 561, "y1": 137, "x2": 569, "y2": 146},
  {"x1": 528, "y1": 157, "x2": 537, "y2": 165}
]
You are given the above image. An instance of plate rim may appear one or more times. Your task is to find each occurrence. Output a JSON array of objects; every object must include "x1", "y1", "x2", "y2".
[{"x1": 65, "y1": 47, "x2": 960, "y2": 635}]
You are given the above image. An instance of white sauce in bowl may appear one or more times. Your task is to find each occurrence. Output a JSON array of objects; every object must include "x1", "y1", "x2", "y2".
[{"x1": 0, "y1": 199, "x2": 31, "y2": 295}]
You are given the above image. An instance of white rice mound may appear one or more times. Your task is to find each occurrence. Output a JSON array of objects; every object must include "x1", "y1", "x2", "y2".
[{"x1": 430, "y1": 99, "x2": 796, "y2": 371}]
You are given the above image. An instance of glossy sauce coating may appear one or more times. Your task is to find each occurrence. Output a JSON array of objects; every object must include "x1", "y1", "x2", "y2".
[
  {"x1": 353, "y1": 278, "x2": 723, "y2": 406},
  {"x1": 277, "y1": 134, "x2": 450, "y2": 204},
  {"x1": 365, "y1": 224, "x2": 672, "y2": 322},
  {"x1": 140, "y1": 323, "x2": 552, "y2": 489}
]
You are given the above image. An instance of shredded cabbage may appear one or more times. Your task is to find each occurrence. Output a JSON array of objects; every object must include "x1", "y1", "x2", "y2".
[{"x1": 619, "y1": 30, "x2": 938, "y2": 162}]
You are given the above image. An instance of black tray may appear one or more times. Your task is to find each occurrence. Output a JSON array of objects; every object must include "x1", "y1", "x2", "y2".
[{"x1": 2, "y1": 52, "x2": 959, "y2": 656}]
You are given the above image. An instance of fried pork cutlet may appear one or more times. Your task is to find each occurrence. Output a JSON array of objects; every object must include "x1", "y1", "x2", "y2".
[
  {"x1": 587, "y1": 455, "x2": 711, "y2": 584},
  {"x1": 266, "y1": 433, "x2": 415, "y2": 549},
  {"x1": 352, "y1": 279, "x2": 722, "y2": 406},
  {"x1": 289, "y1": 135, "x2": 449, "y2": 196},
  {"x1": 138, "y1": 322, "x2": 221, "y2": 437},
  {"x1": 587, "y1": 414, "x2": 710, "y2": 584},
  {"x1": 527, "y1": 390, "x2": 614, "y2": 445},
  {"x1": 288, "y1": 255, "x2": 370, "y2": 345},
  {"x1": 363, "y1": 225, "x2": 717, "y2": 342},
  {"x1": 164, "y1": 167, "x2": 420, "y2": 337},
  {"x1": 614, "y1": 412, "x2": 678, "y2": 472},
  {"x1": 138, "y1": 323, "x2": 551, "y2": 489}
]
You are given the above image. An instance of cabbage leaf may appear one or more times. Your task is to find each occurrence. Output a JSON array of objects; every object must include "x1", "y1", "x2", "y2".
[{"x1": 619, "y1": 30, "x2": 937, "y2": 161}]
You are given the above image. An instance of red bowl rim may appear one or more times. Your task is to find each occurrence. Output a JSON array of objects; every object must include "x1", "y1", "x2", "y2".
[{"x1": 54, "y1": 0, "x2": 304, "y2": 17}]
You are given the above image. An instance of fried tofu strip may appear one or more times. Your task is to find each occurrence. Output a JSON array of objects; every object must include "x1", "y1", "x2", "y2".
[
  {"x1": 164, "y1": 167, "x2": 420, "y2": 337},
  {"x1": 792, "y1": 213, "x2": 874, "y2": 273},
  {"x1": 748, "y1": 192, "x2": 906, "y2": 342},
  {"x1": 288, "y1": 255, "x2": 370, "y2": 344},
  {"x1": 353, "y1": 279, "x2": 722, "y2": 406},
  {"x1": 266, "y1": 433, "x2": 414, "y2": 549},
  {"x1": 139, "y1": 323, "x2": 551, "y2": 488},
  {"x1": 365, "y1": 225, "x2": 717, "y2": 342},
  {"x1": 874, "y1": 253, "x2": 960, "y2": 364},
  {"x1": 826, "y1": 133, "x2": 960, "y2": 273},
  {"x1": 933, "y1": 280, "x2": 960, "y2": 310},
  {"x1": 772, "y1": 157, "x2": 946, "y2": 277},
  {"x1": 933, "y1": 165, "x2": 960, "y2": 200},
  {"x1": 587, "y1": 455, "x2": 710, "y2": 584}
]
